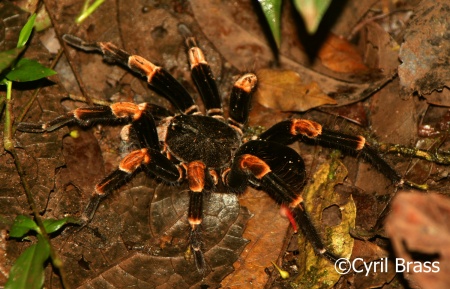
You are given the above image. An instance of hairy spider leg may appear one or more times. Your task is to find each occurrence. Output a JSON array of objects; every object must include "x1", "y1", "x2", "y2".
[
  {"x1": 125, "y1": 110, "x2": 161, "y2": 150},
  {"x1": 18, "y1": 102, "x2": 181, "y2": 222},
  {"x1": 85, "y1": 145, "x2": 179, "y2": 219},
  {"x1": 96, "y1": 103, "x2": 181, "y2": 222},
  {"x1": 185, "y1": 37, "x2": 222, "y2": 117},
  {"x1": 186, "y1": 161, "x2": 216, "y2": 272},
  {"x1": 259, "y1": 119, "x2": 405, "y2": 185},
  {"x1": 62, "y1": 34, "x2": 199, "y2": 115},
  {"x1": 225, "y1": 140, "x2": 340, "y2": 263},
  {"x1": 16, "y1": 105, "x2": 122, "y2": 133},
  {"x1": 227, "y1": 73, "x2": 258, "y2": 132},
  {"x1": 17, "y1": 102, "x2": 169, "y2": 133},
  {"x1": 87, "y1": 105, "x2": 181, "y2": 221}
]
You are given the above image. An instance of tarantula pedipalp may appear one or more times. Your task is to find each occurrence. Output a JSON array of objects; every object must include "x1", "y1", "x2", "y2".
[{"x1": 18, "y1": 34, "x2": 408, "y2": 273}]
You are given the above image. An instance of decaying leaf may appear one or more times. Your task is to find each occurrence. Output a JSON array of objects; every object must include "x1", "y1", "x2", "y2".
[
  {"x1": 385, "y1": 191, "x2": 450, "y2": 289},
  {"x1": 222, "y1": 187, "x2": 289, "y2": 288},
  {"x1": 255, "y1": 68, "x2": 337, "y2": 112},
  {"x1": 398, "y1": 0, "x2": 450, "y2": 101},
  {"x1": 295, "y1": 153, "x2": 355, "y2": 289},
  {"x1": 318, "y1": 34, "x2": 369, "y2": 73}
]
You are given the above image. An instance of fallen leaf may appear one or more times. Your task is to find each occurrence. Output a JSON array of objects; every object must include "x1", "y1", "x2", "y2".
[
  {"x1": 318, "y1": 34, "x2": 368, "y2": 73},
  {"x1": 295, "y1": 152, "x2": 355, "y2": 289},
  {"x1": 255, "y1": 68, "x2": 337, "y2": 112},
  {"x1": 398, "y1": 0, "x2": 450, "y2": 99},
  {"x1": 222, "y1": 187, "x2": 288, "y2": 289}
]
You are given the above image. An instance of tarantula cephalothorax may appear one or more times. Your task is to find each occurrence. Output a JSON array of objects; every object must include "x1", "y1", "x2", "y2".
[{"x1": 18, "y1": 34, "x2": 408, "y2": 272}]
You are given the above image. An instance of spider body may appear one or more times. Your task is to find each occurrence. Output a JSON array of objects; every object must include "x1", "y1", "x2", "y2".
[
  {"x1": 18, "y1": 34, "x2": 409, "y2": 274},
  {"x1": 164, "y1": 114, "x2": 241, "y2": 168}
]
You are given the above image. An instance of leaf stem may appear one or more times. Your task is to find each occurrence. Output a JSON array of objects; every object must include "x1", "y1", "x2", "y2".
[
  {"x1": 75, "y1": 0, "x2": 105, "y2": 24},
  {"x1": 3, "y1": 80, "x2": 13, "y2": 152},
  {"x1": 3, "y1": 81, "x2": 70, "y2": 288}
]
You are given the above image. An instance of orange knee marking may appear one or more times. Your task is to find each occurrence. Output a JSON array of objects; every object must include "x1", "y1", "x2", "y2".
[
  {"x1": 239, "y1": 154, "x2": 271, "y2": 179},
  {"x1": 119, "y1": 148, "x2": 150, "y2": 173},
  {"x1": 235, "y1": 73, "x2": 258, "y2": 93},
  {"x1": 209, "y1": 169, "x2": 219, "y2": 185},
  {"x1": 187, "y1": 161, "x2": 206, "y2": 192},
  {"x1": 188, "y1": 217, "x2": 202, "y2": 229},
  {"x1": 95, "y1": 180, "x2": 111, "y2": 196},
  {"x1": 356, "y1": 135, "x2": 366, "y2": 150},
  {"x1": 73, "y1": 107, "x2": 104, "y2": 120},
  {"x1": 128, "y1": 55, "x2": 159, "y2": 82},
  {"x1": 291, "y1": 119, "x2": 322, "y2": 138},
  {"x1": 188, "y1": 47, "x2": 207, "y2": 69},
  {"x1": 110, "y1": 102, "x2": 143, "y2": 120},
  {"x1": 289, "y1": 195, "x2": 303, "y2": 208}
]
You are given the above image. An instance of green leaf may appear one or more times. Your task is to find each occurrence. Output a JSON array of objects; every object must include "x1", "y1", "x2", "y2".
[
  {"x1": 0, "y1": 47, "x2": 26, "y2": 77},
  {"x1": 43, "y1": 217, "x2": 79, "y2": 234},
  {"x1": 295, "y1": 151, "x2": 355, "y2": 287},
  {"x1": 9, "y1": 215, "x2": 38, "y2": 238},
  {"x1": 6, "y1": 58, "x2": 56, "y2": 82},
  {"x1": 258, "y1": 0, "x2": 282, "y2": 48},
  {"x1": 5, "y1": 235, "x2": 50, "y2": 289},
  {"x1": 17, "y1": 14, "x2": 37, "y2": 48},
  {"x1": 293, "y1": 0, "x2": 332, "y2": 34}
]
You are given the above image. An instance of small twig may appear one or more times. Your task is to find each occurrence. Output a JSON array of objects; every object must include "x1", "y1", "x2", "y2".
[
  {"x1": 347, "y1": 9, "x2": 412, "y2": 41},
  {"x1": 66, "y1": 93, "x2": 111, "y2": 106},
  {"x1": 378, "y1": 143, "x2": 450, "y2": 165},
  {"x1": 41, "y1": 0, "x2": 94, "y2": 107}
]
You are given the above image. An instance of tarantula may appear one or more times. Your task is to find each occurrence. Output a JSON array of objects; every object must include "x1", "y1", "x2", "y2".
[{"x1": 18, "y1": 34, "x2": 408, "y2": 272}]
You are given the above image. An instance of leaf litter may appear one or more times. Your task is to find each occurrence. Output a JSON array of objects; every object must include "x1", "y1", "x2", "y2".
[{"x1": 2, "y1": 0, "x2": 450, "y2": 288}]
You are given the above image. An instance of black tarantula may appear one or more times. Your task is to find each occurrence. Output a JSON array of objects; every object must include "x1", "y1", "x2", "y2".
[{"x1": 18, "y1": 34, "x2": 411, "y2": 273}]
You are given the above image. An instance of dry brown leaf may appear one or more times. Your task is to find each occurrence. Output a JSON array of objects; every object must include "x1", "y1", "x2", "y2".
[
  {"x1": 318, "y1": 34, "x2": 368, "y2": 73},
  {"x1": 350, "y1": 240, "x2": 397, "y2": 289},
  {"x1": 255, "y1": 68, "x2": 337, "y2": 112},
  {"x1": 398, "y1": 0, "x2": 450, "y2": 99},
  {"x1": 222, "y1": 188, "x2": 288, "y2": 289}
]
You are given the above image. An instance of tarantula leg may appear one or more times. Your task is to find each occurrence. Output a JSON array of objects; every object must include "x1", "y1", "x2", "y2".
[
  {"x1": 292, "y1": 205, "x2": 339, "y2": 263},
  {"x1": 18, "y1": 102, "x2": 165, "y2": 136},
  {"x1": 225, "y1": 140, "x2": 340, "y2": 262},
  {"x1": 138, "y1": 103, "x2": 172, "y2": 121},
  {"x1": 83, "y1": 148, "x2": 180, "y2": 222},
  {"x1": 186, "y1": 161, "x2": 215, "y2": 272},
  {"x1": 259, "y1": 119, "x2": 404, "y2": 185},
  {"x1": 228, "y1": 73, "x2": 258, "y2": 131},
  {"x1": 17, "y1": 115, "x2": 77, "y2": 133},
  {"x1": 186, "y1": 37, "x2": 222, "y2": 117},
  {"x1": 17, "y1": 103, "x2": 136, "y2": 132},
  {"x1": 62, "y1": 34, "x2": 198, "y2": 114},
  {"x1": 122, "y1": 110, "x2": 160, "y2": 150}
]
